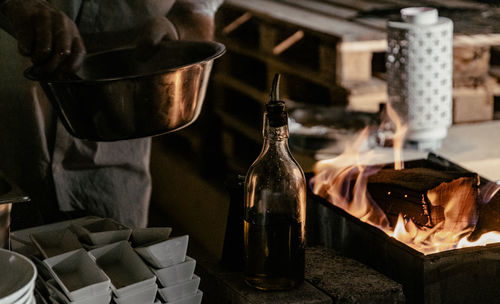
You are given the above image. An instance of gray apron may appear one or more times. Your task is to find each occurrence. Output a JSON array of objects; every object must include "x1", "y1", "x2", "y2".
[{"x1": 0, "y1": 0, "x2": 181, "y2": 228}]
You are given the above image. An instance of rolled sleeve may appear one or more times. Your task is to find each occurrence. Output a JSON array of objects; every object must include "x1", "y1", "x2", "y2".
[{"x1": 176, "y1": 0, "x2": 224, "y2": 16}]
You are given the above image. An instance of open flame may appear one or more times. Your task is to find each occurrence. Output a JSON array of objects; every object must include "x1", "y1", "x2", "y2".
[
  {"x1": 311, "y1": 108, "x2": 500, "y2": 255},
  {"x1": 385, "y1": 102, "x2": 406, "y2": 171}
]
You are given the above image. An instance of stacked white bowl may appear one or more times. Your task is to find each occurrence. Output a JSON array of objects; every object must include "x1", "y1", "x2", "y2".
[
  {"x1": 134, "y1": 235, "x2": 202, "y2": 304},
  {"x1": 0, "y1": 249, "x2": 37, "y2": 304},
  {"x1": 88, "y1": 241, "x2": 158, "y2": 304},
  {"x1": 43, "y1": 249, "x2": 112, "y2": 304}
]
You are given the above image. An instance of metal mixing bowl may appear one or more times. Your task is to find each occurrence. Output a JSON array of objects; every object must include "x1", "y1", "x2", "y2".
[
  {"x1": 25, "y1": 40, "x2": 225, "y2": 141},
  {"x1": 0, "y1": 173, "x2": 30, "y2": 249}
]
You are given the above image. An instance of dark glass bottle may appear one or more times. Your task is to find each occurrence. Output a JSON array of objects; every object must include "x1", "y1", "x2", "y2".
[{"x1": 243, "y1": 74, "x2": 306, "y2": 291}]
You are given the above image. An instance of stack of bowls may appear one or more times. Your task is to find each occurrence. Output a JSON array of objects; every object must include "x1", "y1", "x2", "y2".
[
  {"x1": 133, "y1": 235, "x2": 202, "y2": 304},
  {"x1": 42, "y1": 249, "x2": 112, "y2": 304},
  {"x1": 89, "y1": 241, "x2": 158, "y2": 304},
  {"x1": 0, "y1": 249, "x2": 37, "y2": 304}
]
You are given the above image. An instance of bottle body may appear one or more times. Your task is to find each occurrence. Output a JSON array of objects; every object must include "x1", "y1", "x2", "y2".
[{"x1": 243, "y1": 115, "x2": 306, "y2": 290}]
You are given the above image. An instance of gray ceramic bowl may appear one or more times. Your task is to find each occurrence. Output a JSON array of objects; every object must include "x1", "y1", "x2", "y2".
[{"x1": 25, "y1": 40, "x2": 225, "y2": 141}]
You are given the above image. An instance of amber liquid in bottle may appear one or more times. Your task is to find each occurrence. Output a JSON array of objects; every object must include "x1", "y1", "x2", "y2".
[
  {"x1": 244, "y1": 213, "x2": 305, "y2": 290},
  {"x1": 243, "y1": 74, "x2": 306, "y2": 291}
]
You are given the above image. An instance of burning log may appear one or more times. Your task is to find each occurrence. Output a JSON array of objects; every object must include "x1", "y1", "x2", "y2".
[
  {"x1": 306, "y1": 185, "x2": 500, "y2": 304},
  {"x1": 470, "y1": 183, "x2": 500, "y2": 240},
  {"x1": 367, "y1": 167, "x2": 480, "y2": 228}
]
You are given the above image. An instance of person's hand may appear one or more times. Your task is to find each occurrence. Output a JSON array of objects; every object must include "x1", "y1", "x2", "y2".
[
  {"x1": 134, "y1": 16, "x2": 179, "y2": 59},
  {"x1": 137, "y1": 16, "x2": 179, "y2": 47},
  {"x1": 0, "y1": 0, "x2": 86, "y2": 75}
]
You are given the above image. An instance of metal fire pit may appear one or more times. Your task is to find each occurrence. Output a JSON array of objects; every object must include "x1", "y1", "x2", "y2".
[{"x1": 306, "y1": 154, "x2": 500, "y2": 304}]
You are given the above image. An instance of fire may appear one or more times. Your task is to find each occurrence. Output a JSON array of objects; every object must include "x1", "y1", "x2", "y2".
[
  {"x1": 311, "y1": 107, "x2": 500, "y2": 255},
  {"x1": 385, "y1": 102, "x2": 407, "y2": 171}
]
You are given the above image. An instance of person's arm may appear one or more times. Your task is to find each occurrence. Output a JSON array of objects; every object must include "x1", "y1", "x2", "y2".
[
  {"x1": 135, "y1": 0, "x2": 224, "y2": 49},
  {"x1": 168, "y1": 0, "x2": 224, "y2": 41},
  {"x1": 0, "y1": 0, "x2": 86, "y2": 74}
]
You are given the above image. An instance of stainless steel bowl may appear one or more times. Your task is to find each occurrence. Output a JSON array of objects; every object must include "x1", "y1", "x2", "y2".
[
  {"x1": 0, "y1": 173, "x2": 30, "y2": 249},
  {"x1": 25, "y1": 40, "x2": 225, "y2": 141}
]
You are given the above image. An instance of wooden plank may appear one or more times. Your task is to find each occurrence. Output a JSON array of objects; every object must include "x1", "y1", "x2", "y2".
[
  {"x1": 320, "y1": 0, "x2": 393, "y2": 11},
  {"x1": 337, "y1": 33, "x2": 500, "y2": 53},
  {"x1": 453, "y1": 45, "x2": 490, "y2": 87},
  {"x1": 345, "y1": 77, "x2": 388, "y2": 113},
  {"x1": 277, "y1": 0, "x2": 358, "y2": 19},
  {"x1": 225, "y1": 0, "x2": 386, "y2": 42},
  {"x1": 367, "y1": 0, "x2": 488, "y2": 10},
  {"x1": 453, "y1": 34, "x2": 500, "y2": 47},
  {"x1": 373, "y1": 0, "x2": 421, "y2": 8},
  {"x1": 218, "y1": 41, "x2": 339, "y2": 90},
  {"x1": 338, "y1": 39, "x2": 387, "y2": 52},
  {"x1": 213, "y1": 73, "x2": 269, "y2": 104},
  {"x1": 345, "y1": 77, "x2": 388, "y2": 96},
  {"x1": 425, "y1": 0, "x2": 488, "y2": 9},
  {"x1": 453, "y1": 86, "x2": 494, "y2": 123},
  {"x1": 336, "y1": 50, "x2": 373, "y2": 82},
  {"x1": 353, "y1": 17, "x2": 388, "y2": 32}
]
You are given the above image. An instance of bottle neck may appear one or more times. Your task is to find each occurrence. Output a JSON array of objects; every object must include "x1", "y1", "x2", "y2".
[{"x1": 262, "y1": 113, "x2": 289, "y2": 142}]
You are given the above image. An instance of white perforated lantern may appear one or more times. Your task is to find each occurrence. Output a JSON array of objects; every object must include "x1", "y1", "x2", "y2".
[{"x1": 386, "y1": 7, "x2": 453, "y2": 150}]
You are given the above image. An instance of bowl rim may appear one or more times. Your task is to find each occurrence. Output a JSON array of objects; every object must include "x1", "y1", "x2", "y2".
[
  {"x1": 0, "y1": 249, "x2": 37, "y2": 304},
  {"x1": 24, "y1": 40, "x2": 226, "y2": 84}
]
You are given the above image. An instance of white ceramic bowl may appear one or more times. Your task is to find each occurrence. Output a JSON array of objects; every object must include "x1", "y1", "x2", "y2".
[
  {"x1": 152, "y1": 256, "x2": 196, "y2": 287},
  {"x1": 70, "y1": 218, "x2": 131, "y2": 246},
  {"x1": 0, "y1": 249, "x2": 37, "y2": 304},
  {"x1": 9, "y1": 284, "x2": 34, "y2": 304},
  {"x1": 30, "y1": 228, "x2": 82, "y2": 259},
  {"x1": 46, "y1": 279, "x2": 111, "y2": 304},
  {"x1": 43, "y1": 249, "x2": 111, "y2": 301},
  {"x1": 167, "y1": 290, "x2": 203, "y2": 304},
  {"x1": 130, "y1": 227, "x2": 172, "y2": 248},
  {"x1": 135, "y1": 235, "x2": 189, "y2": 268},
  {"x1": 113, "y1": 283, "x2": 157, "y2": 304},
  {"x1": 158, "y1": 275, "x2": 200, "y2": 303},
  {"x1": 88, "y1": 241, "x2": 156, "y2": 298}
]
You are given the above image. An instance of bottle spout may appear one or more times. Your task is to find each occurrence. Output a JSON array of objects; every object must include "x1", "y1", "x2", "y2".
[
  {"x1": 270, "y1": 74, "x2": 280, "y2": 102},
  {"x1": 265, "y1": 73, "x2": 287, "y2": 127}
]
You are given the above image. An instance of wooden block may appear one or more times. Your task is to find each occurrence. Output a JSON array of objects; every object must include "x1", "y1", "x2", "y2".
[
  {"x1": 366, "y1": 168, "x2": 479, "y2": 227},
  {"x1": 453, "y1": 46, "x2": 490, "y2": 87},
  {"x1": 453, "y1": 86, "x2": 494, "y2": 123},
  {"x1": 345, "y1": 77, "x2": 388, "y2": 113},
  {"x1": 336, "y1": 49, "x2": 373, "y2": 83}
]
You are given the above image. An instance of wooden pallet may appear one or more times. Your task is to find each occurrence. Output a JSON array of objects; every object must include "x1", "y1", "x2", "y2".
[
  {"x1": 215, "y1": 0, "x2": 500, "y2": 120},
  {"x1": 211, "y1": 0, "x2": 500, "y2": 169}
]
